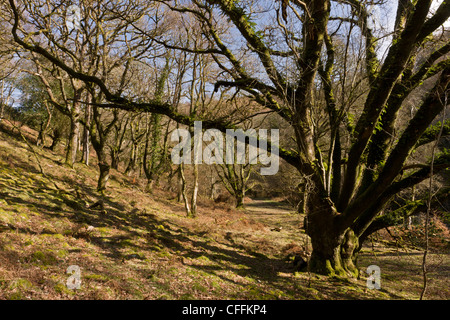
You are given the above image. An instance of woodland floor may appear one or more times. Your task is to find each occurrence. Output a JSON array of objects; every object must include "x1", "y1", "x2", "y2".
[{"x1": 0, "y1": 121, "x2": 449, "y2": 300}]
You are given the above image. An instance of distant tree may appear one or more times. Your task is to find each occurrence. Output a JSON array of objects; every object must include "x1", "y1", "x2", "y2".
[{"x1": 216, "y1": 162, "x2": 253, "y2": 209}]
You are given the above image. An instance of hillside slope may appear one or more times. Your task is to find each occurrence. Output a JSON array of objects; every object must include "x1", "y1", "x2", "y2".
[{"x1": 0, "y1": 125, "x2": 448, "y2": 300}]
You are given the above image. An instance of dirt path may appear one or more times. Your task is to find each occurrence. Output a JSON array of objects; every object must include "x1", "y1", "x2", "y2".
[{"x1": 244, "y1": 199, "x2": 308, "y2": 247}]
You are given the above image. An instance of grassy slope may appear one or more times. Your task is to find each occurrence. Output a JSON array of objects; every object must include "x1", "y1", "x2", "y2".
[{"x1": 0, "y1": 124, "x2": 448, "y2": 300}]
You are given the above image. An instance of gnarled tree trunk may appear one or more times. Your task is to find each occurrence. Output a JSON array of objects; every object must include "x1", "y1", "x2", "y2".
[{"x1": 305, "y1": 192, "x2": 347, "y2": 276}]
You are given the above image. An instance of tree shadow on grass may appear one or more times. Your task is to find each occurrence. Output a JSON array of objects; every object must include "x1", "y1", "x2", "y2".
[{"x1": 0, "y1": 144, "x2": 405, "y2": 299}]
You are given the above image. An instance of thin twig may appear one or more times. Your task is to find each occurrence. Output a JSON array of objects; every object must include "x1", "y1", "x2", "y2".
[{"x1": 420, "y1": 94, "x2": 447, "y2": 300}]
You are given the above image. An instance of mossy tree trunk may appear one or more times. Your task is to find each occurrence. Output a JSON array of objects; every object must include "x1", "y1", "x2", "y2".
[
  {"x1": 90, "y1": 103, "x2": 119, "y2": 193},
  {"x1": 143, "y1": 56, "x2": 171, "y2": 192},
  {"x1": 49, "y1": 127, "x2": 61, "y2": 151},
  {"x1": 143, "y1": 112, "x2": 163, "y2": 193},
  {"x1": 304, "y1": 188, "x2": 347, "y2": 276},
  {"x1": 91, "y1": 124, "x2": 110, "y2": 193},
  {"x1": 81, "y1": 103, "x2": 91, "y2": 165},
  {"x1": 305, "y1": 63, "x2": 448, "y2": 276},
  {"x1": 177, "y1": 166, "x2": 184, "y2": 203},
  {"x1": 109, "y1": 116, "x2": 129, "y2": 170},
  {"x1": 179, "y1": 163, "x2": 193, "y2": 217},
  {"x1": 97, "y1": 159, "x2": 110, "y2": 193},
  {"x1": 124, "y1": 117, "x2": 145, "y2": 177},
  {"x1": 190, "y1": 163, "x2": 199, "y2": 217},
  {"x1": 235, "y1": 191, "x2": 245, "y2": 209},
  {"x1": 65, "y1": 90, "x2": 82, "y2": 167}
]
